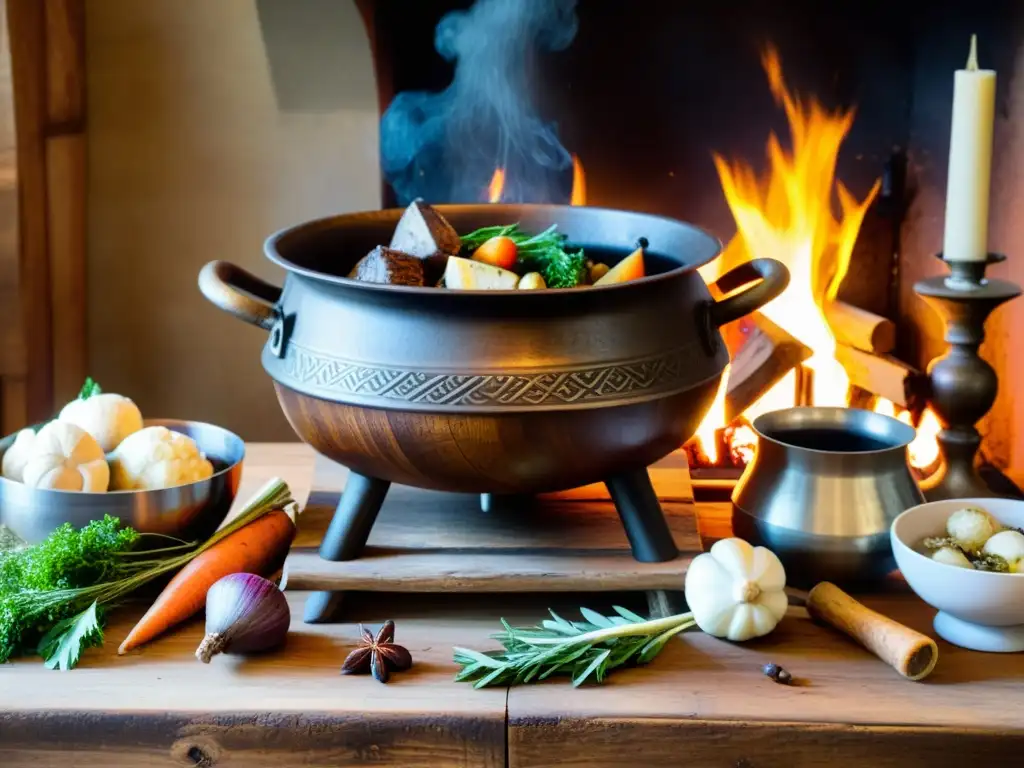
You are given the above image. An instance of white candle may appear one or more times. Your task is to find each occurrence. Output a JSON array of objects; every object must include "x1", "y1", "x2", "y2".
[{"x1": 943, "y1": 35, "x2": 997, "y2": 263}]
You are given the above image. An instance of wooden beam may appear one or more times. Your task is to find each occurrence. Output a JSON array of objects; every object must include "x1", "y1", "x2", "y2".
[
  {"x1": 0, "y1": 7, "x2": 26, "y2": 397},
  {"x1": 43, "y1": 0, "x2": 85, "y2": 133},
  {"x1": 45, "y1": 0, "x2": 85, "y2": 406},
  {"x1": 4, "y1": 0, "x2": 86, "y2": 423},
  {"x1": 825, "y1": 299, "x2": 897, "y2": 355},
  {"x1": 45, "y1": 132, "x2": 85, "y2": 404},
  {"x1": 6, "y1": 0, "x2": 53, "y2": 423}
]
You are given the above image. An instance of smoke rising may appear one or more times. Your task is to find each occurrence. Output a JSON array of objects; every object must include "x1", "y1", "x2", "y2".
[{"x1": 380, "y1": 0, "x2": 579, "y2": 205}]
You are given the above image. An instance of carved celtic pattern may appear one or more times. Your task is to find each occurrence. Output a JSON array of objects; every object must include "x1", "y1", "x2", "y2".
[{"x1": 280, "y1": 342, "x2": 698, "y2": 408}]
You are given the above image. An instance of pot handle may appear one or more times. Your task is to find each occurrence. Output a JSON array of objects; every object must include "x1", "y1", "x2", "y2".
[
  {"x1": 707, "y1": 258, "x2": 790, "y2": 327},
  {"x1": 198, "y1": 260, "x2": 282, "y2": 331}
]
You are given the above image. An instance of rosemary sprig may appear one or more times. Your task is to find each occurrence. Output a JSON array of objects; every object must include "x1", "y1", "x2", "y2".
[{"x1": 454, "y1": 606, "x2": 696, "y2": 688}]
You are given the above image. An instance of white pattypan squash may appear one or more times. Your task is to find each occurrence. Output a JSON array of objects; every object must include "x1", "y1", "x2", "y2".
[
  {"x1": 22, "y1": 421, "x2": 110, "y2": 492},
  {"x1": 109, "y1": 426, "x2": 213, "y2": 491},
  {"x1": 684, "y1": 537, "x2": 788, "y2": 642},
  {"x1": 2, "y1": 428, "x2": 37, "y2": 482},
  {"x1": 59, "y1": 392, "x2": 144, "y2": 453}
]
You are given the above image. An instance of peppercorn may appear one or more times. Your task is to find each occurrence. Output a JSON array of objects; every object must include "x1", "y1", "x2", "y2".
[{"x1": 762, "y1": 662, "x2": 792, "y2": 685}]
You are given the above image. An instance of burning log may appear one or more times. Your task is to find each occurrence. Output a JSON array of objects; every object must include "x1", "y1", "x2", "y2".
[
  {"x1": 724, "y1": 313, "x2": 813, "y2": 422},
  {"x1": 824, "y1": 300, "x2": 897, "y2": 355},
  {"x1": 834, "y1": 343, "x2": 930, "y2": 411}
]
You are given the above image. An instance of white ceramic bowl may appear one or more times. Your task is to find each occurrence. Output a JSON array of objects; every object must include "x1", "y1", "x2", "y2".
[{"x1": 892, "y1": 497, "x2": 1024, "y2": 652}]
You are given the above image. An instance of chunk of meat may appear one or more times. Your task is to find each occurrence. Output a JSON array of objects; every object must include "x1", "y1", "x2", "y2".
[
  {"x1": 348, "y1": 246, "x2": 425, "y2": 286},
  {"x1": 389, "y1": 199, "x2": 461, "y2": 274}
]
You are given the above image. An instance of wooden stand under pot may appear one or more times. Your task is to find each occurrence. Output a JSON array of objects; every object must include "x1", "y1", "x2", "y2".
[
  {"x1": 283, "y1": 453, "x2": 701, "y2": 622},
  {"x1": 198, "y1": 204, "x2": 789, "y2": 622}
]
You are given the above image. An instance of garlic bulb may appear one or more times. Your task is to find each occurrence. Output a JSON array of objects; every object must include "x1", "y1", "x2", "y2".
[
  {"x1": 109, "y1": 426, "x2": 213, "y2": 490},
  {"x1": 2, "y1": 429, "x2": 37, "y2": 482},
  {"x1": 683, "y1": 537, "x2": 788, "y2": 642},
  {"x1": 982, "y1": 530, "x2": 1024, "y2": 573},
  {"x1": 931, "y1": 546, "x2": 974, "y2": 569},
  {"x1": 22, "y1": 421, "x2": 109, "y2": 492},
  {"x1": 59, "y1": 393, "x2": 143, "y2": 453},
  {"x1": 946, "y1": 507, "x2": 999, "y2": 551}
]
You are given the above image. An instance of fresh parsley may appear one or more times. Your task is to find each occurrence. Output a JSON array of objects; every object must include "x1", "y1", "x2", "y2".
[
  {"x1": 38, "y1": 601, "x2": 105, "y2": 670},
  {"x1": 0, "y1": 479, "x2": 294, "y2": 670}
]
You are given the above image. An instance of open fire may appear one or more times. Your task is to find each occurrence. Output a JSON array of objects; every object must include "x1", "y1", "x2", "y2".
[
  {"x1": 686, "y1": 47, "x2": 941, "y2": 476},
  {"x1": 485, "y1": 47, "x2": 941, "y2": 477}
]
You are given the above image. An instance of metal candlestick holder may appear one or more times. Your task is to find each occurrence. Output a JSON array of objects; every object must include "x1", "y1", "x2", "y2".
[{"x1": 914, "y1": 254, "x2": 1022, "y2": 501}]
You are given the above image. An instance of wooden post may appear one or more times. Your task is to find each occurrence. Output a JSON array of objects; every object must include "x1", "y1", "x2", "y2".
[
  {"x1": 6, "y1": 0, "x2": 51, "y2": 425},
  {"x1": 4, "y1": 0, "x2": 86, "y2": 426}
]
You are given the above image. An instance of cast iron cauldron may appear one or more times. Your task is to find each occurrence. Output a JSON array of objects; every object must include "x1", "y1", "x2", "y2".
[{"x1": 200, "y1": 205, "x2": 787, "y2": 616}]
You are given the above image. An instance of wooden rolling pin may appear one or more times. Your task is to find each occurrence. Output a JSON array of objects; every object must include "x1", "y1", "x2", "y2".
[{"x1": 796, "y1": 582, "x2": 939, "y2": 681}]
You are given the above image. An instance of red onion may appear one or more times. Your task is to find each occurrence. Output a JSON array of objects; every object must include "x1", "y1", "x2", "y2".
[{"x1": 195, "y1": 573, "x2": 290, "y2": 663}]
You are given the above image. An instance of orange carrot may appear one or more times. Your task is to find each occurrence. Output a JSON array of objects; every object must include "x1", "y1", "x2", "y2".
[
  {"x1": 472, "y1": 236, "x2": 518, "y2": 270},
  {"x1": 118, "y1": 509, "x2": 295, "y2": 654}
]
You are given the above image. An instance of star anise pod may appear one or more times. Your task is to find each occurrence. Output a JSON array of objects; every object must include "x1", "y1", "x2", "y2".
[{"x1": 341, "y1": 620, "x2": 413, "y2": 683}]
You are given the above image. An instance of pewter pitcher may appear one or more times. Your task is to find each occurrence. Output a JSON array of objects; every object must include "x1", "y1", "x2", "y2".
[{"x1": 732, "y1": 407, "x2": 924, "y2": 587}]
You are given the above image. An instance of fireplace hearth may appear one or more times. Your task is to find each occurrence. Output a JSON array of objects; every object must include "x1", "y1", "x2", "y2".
[{"x1": 305, "y1": 0, "x2": 1024, "y2": 490}]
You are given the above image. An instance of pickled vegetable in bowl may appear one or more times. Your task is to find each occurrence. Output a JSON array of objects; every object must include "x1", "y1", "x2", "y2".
[
  {"x1": 918, "y1": 505, "x2": 1024, "y2": 573},
  {"x1": 893, "y1": 498, "x2": 1024, "y2": 651}
]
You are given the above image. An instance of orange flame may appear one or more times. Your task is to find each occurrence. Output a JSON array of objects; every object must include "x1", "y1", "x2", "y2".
[
  {"x1": 488, "y1": 168, "x2": 505, "y2": 203},
  {"x1": 874, "y1": 398, "x2": 942, "y2": 472},
  {"x1": 570, "y1": 154, "x2": 586, "y2": 206},
  {"x1": 711, "y1": 46, "x2": 880, "y2": 408},
  {"x1": 691, "y1": 46, "x2": 884, "y2": 462},
  {"x1": 694, "y1": 364, "x2": 730, "y2": 464},
  {"x1": 907, "y1": 408, "x2": 942, "y2": 470}
]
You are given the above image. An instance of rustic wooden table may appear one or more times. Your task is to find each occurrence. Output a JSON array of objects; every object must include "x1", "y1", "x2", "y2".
[{"x1": 2, "y1": 444, "x2": 1023, "y2": 767}]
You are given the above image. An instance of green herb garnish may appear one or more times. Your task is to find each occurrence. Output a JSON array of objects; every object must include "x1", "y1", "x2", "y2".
[
  {"x1": 29, "y1": 376, "x2": 103, "y2": 433},
  {"x1": 0, "y1": 478, "x2": 294, "y2": 670},
  {"x1": 460, "y1": 223, "x2": 589, "y2": 288},
  {"x1": 922, "y1": 536, "x2": 963, "y2": 552},
  {"x1": 972, "y1": 553, "x2": 1011, "y2": 572},
  {"x1": 37, "y1": 600, "x2": 104, "y2": 670},
  {"x1": 77, "y1": 376, "x2": 102, "y2": 400},
  {"x1": 454, "y1": 606, "x2": 696, "y2": 688}
]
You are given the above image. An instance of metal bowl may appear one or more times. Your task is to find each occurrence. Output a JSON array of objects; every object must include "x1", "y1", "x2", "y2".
[{"x1": 0, "y1": 419, "x2": 244, "y2": 544}]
